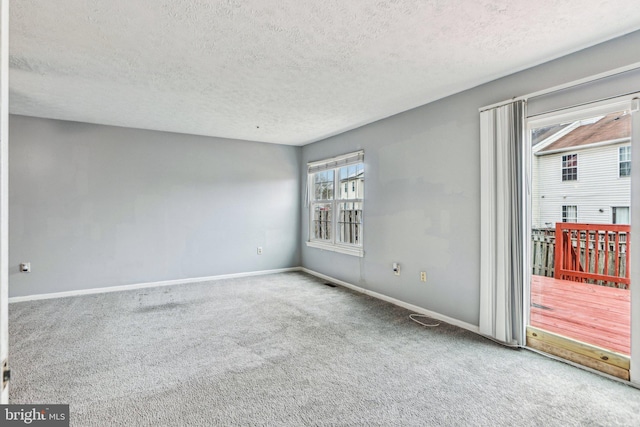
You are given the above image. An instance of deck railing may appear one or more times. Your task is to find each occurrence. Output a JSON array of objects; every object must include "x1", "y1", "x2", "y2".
[
  {"x1": 554, "y1": 223, "x2": 630, "y2": 289},
  {"x1": 313, "y1": 209, "x2": 362, "y2": 244}
]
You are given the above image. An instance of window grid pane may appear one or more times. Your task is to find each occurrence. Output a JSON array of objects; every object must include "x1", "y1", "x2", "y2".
[
  {"x1": 339, "y1": 165, "x2": 363, "y2": 200},
  {"x1": 562, "y1": 205, "x2": 577, "y2": 223},
  {"x1": 620, "y1": 146, "x2": 631, "y2": 177},
  {"x1": 313, "y1": 170, "x2": 334, "y2": 201},
  {"x1": 620, "y1": 146, "x2": 631, "y2": 161},
  {"x1": 562, "y1": 154, "x2": 577, "y2": 181},
  {"x1": 612, "y1": 207, "x2": 630, "y2": 225},
  {"x1": 337, "y1": 202, "x2": 363, "y2": 245},
  {"x1": 312, "y1": 204, "x2": 332, "y2": 240}
]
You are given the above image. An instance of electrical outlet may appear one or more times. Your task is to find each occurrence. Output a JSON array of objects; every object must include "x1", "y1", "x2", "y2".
[
  {"x1": 420, "y1": 271, "x2": 427, "y2": 282},
  {"x1": 257, "y1": 247, "x2": 263, "y2": 255}
]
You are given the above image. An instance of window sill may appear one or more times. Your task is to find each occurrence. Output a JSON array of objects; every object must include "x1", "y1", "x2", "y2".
[{"x1": 306, "y1": 241, "x2": 364, "y2": 257}]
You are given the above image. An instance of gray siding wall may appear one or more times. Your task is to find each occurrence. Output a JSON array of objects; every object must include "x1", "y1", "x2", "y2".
[
  {"x1": 9, "y1": 116, "x2": 301, "y2": 297},
  {"x1": 300, "y1": 30, "x2": 640, "y2": 327},
  {"x1": 533, "y1": 143, "x2": 631, "y2": 227}
]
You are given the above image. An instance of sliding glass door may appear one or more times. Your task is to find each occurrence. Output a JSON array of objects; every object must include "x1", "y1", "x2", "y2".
[{"x1": 526, "y1": 97, "x2": 636, "y2": 380}]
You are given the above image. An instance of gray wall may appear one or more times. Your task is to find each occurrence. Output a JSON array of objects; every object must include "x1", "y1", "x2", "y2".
[
  {"x1": 9, "y1": 116, "x2": 301, "y2": 297},
  {"x1": 300, "y1": 30, "x2": 640, "y2": 327},
  {"x1": 9, "y1": 29, "x2": 640, "y2": 324}
]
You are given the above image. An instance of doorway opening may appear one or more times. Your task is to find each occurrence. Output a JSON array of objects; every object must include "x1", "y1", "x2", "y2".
[{"x1": 526, "y1": 101, "x2": 632, "y2": 380}]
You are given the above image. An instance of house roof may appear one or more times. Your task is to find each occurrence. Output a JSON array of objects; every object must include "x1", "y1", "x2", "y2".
[
  {"x1": 531, "y1": 123, "x2": 571, "y2": 145},
  {"x1": 340, "y1": 170, "x2": 364, "y2": 182},
  {"x1": 537, "y1": 112, "x2": 631, "y2": 153}
]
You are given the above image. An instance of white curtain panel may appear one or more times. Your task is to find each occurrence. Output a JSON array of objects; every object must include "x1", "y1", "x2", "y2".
[{"x1": 479, "y1": 101, "x2": 525, "y2": 346}]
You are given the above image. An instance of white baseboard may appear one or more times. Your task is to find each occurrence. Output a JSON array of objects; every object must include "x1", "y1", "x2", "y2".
[
  {"x1": 300, "y1": 267, "x2": 479, "y2": 334},
  {"x1": 9, "y1": 267, "x2": 302, "y2": 303},
  {"x1": 11, "y1": 265, "x2": 479, "y2": 336}
]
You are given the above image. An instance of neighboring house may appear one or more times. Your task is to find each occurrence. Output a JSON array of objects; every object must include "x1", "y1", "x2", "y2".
[
  {"x1": 532, "y1": 111, "x2": 631, "y2": 228},
  {"x1": 339, "y1": 167, "x2": 364, "y2": 200}
]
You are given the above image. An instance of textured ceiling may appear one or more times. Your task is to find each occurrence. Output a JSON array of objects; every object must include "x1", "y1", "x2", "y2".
[{"x1": 9, "y1": 1, "x2": 640, "y2": 145}]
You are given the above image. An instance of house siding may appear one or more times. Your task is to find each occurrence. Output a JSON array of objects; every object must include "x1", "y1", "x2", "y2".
[{"x1": 532, "y1": 142, "x2": 631, "y2": 227}]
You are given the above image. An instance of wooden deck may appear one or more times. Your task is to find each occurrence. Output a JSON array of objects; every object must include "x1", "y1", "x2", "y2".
[{"x1": 530, "y1": 275, "x2": 630, "y2": 355}]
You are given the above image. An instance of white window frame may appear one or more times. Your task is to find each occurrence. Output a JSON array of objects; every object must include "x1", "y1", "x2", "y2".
[
  {"x1": 561, "y1": 205, "x2": 577, "y2": 223},
  {"x1": 561, "y1": 153, "x2": 578, "y2": 181},
  {"x1": 612, "y1": 206, "x2": 630, "y2": 224},
  {"x1": 307, "y1": 151, "x2": 364, "y2": 257},
  {"x1": 619, "y1": 146, "x2": 631, "y2": 177}
]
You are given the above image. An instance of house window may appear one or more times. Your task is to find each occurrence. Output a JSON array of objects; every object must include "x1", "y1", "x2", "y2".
[
  {"x1": 307, "y1": 151, "x2": 364, "y2": 257},
  {"x1": 612, "y1": 207, "x2": 630, "y2": 224},
  {"x1": 619, "y1": 146, "x2": 631, "y2": 177},
  {"x1": 562, "y1": 154, "x2": 577, "y2": 181},
  {"x1": 562, "y1": 205, "x2": 577, "y2": 223}
]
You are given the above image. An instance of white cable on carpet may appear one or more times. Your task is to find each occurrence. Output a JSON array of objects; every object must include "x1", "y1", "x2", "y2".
[{"x1": 409, "y1": 313, "x2": 439, "y2": 327}]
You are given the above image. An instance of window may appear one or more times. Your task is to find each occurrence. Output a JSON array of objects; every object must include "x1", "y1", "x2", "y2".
[
  {"x1": 619, "y1": 146, "x2": 631, "y2": 177},
  {"x1": 612, "y1": 207, "x2": 630, "y2": 224},
  {"x1": 561, "y1": 154, "x2": 577, "y2": 181},
  {"x1": 562, "y1": 205, "x2": 577, "y2": 223},
  {"x1": 307, "y1": 151, "x2": 364, "y2": 256}
]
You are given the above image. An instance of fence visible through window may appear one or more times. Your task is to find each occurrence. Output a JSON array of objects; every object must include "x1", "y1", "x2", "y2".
[{"x1": 338, "y1": 207, "x2": 362, "y2": 245}]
